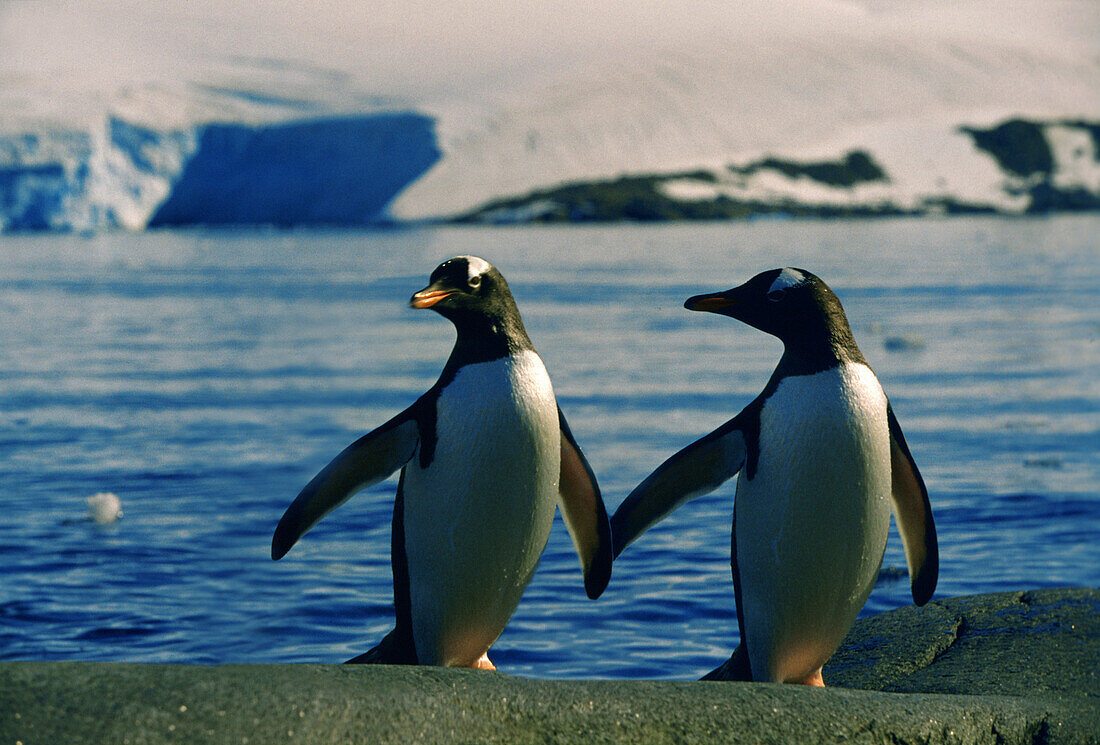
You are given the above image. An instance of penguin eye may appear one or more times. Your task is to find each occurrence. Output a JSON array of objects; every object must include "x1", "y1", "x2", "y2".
[
  {"x1": 468, "y1": 274, "x2": 482, "y2": 289},
  {"x1": 766, "y1": 288, "x2": 785, "y2": 302}
]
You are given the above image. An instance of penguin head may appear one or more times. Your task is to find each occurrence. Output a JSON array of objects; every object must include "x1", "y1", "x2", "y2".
[
  {"x1": 410, "y1": 256, "x2": 530, "y2": 348},
  {"x1": 685, "y1": 268, "x2": 857, "y2": 355}
]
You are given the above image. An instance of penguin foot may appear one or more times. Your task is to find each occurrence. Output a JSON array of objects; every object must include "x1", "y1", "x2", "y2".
[
  {"x1": 796, "y1": 668, "x2": 825, "y2": 687},
  {"x1": 471, "y1": 653, "x2": 496, "y2": 671}
]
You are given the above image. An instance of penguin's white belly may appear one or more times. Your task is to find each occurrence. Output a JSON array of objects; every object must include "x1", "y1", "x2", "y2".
[
  {"x1": 403, "y1": 351, "x2": 560, "y2": 667},
  {"x1": 735, "y1": 362, "x2": 891, "y2": 683}
]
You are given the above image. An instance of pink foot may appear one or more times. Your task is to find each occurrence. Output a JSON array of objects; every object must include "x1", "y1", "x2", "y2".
[
  {"x1": 797, "y1": 668, "x2": 825, "y2": 687},
  {"x1": 471, "y1": 653, "x2": 496, "y2": 671}
]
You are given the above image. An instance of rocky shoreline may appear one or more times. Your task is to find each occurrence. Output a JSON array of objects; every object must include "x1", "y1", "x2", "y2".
[{"x1": 2, "y1": 587, "x2": 1096, "y2": 744}]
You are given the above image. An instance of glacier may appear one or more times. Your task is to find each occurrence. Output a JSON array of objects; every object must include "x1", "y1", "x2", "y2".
[
  {"x1": 1, "y1": 0, "x2": 1098, "y2": 232},
  {"x1": 148, "y1": 114, "x2": 439, "y2": 228},
  {"x1": 0, "y1": 114, "x2": 438, "y2": 232}
]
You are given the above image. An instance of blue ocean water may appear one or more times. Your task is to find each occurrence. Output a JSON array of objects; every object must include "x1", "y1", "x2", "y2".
[{"x1": 1, "y1": 216, "x2": 1097, "y2": 680}]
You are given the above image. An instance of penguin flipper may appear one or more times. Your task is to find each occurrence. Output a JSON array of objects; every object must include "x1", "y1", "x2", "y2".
[
  {"x1": 886, "y1": 403, "x2": 938, "y2": 605},
  {"x1": 272, "y1": 411, "x2": 420, "y2": 560},
  {"x1": 610, "y1": 420, "x2": 746, "y2": 558},
  {"x1": 557, "y1": 408, "x2": 613, "y2": 600}
]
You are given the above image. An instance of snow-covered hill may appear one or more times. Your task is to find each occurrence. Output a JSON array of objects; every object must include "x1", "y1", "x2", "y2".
[{"x1": 1, "y1": 0, "x2": 1098, "y2": 231}]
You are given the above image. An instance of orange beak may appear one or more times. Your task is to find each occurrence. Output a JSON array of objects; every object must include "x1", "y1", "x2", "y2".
[
  {"x1": 410, "y1": 289, "x2": 454, "y2": 309},
  {"x1": 684, "y1": 293, "x2": 737, "y2": 312}
]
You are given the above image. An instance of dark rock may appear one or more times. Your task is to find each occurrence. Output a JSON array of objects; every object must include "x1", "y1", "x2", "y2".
[
  {"x1": 729, "y1": 150, "x2": 889, "y2": 187},
  {"x1": 2, "y1": 588, "x2": 1097, "y2": 744},
  {"x1": 828, "y1": 587, "x2": 1100, "y2": 700},
  {"x1": 961, "y1": 119, "x2": 1054, "y2": 178}
]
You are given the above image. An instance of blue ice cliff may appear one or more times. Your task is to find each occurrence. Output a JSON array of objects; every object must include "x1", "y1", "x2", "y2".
[{"x1": 0, "y1": 114, "x2": 439, "y2": 232}]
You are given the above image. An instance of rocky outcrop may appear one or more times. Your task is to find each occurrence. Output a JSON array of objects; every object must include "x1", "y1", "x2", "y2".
[
  {"x1": 2, "y1": 588, "x2": 1096, "y2": 744},
  {"x1": 456, "y1": 119, "x2": 1100, "y2": 224}
]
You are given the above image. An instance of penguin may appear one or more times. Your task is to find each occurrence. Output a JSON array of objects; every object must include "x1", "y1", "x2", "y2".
[
  {"x1": 610, "y1": 267, "x2": 937, "y2": 685},
  {"x1": 272, "y1": 255, "x2": 612, "y2": 669}
]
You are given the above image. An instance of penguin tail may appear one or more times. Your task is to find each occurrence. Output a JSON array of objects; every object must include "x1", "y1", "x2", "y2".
[
  {"x1": 700, "y1": 644, "x2": 752, "y2": 681},
  {"x1": 344, "y1": 628, "x2": 417, "y2": 665}
]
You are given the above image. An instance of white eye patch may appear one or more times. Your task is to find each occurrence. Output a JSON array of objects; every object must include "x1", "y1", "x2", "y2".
[
  {"x1": 768, "y1": 268, "x2": 807, "y2": 295},
  {"x1": 462, "y1": 255, "x2": 492, "y2": 283}
]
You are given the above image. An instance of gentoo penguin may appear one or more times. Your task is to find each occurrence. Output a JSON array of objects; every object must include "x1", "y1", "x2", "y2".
[
  {"x1": 272, "y1": 256, "x2": 612, "y2": 669},
  {"x1": 610, "y1": 267, "x2": 937, "y2": 685}
]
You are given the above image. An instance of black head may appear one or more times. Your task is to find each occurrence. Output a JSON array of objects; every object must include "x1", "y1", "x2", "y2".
[
  {"x1": 410, "y1": 256, "x2": 532, "y2": 355},
  {"x1": 685, "y1": 268, "x2": 864, "y2": 367}
]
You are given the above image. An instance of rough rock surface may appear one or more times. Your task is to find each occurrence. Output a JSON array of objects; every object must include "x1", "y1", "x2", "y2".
[
  {"x1": 827, "y1": 587, "x2": 1099, "y2": 699},
  {"x1": 1, "y1": 588, "x2": 1096, "y2": 744}
]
